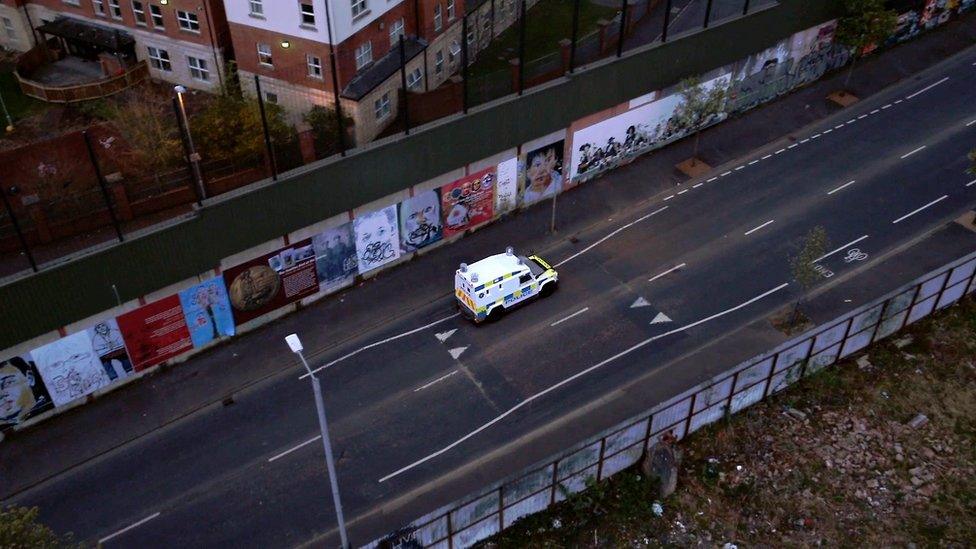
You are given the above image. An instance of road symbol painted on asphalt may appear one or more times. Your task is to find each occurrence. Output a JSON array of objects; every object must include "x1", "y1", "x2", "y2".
[
  {"x1": 650, "y1": 312, "x2": 672, "y2": 325},
  {"x1": 843, "y1": 248, "x2": 868, "y2": 263},
  {"x1": 631, "y1": 297, "x2": 651, "y2": 308},
  {"x1": 435, "y1": 329, "x2": 457, "y2": 342},
  {"x1": 813, "y1": 264, "x2": 834, "y2": 278},
  {"x1": 448, "y1": 347, "x2": 469, "y2": 360}
]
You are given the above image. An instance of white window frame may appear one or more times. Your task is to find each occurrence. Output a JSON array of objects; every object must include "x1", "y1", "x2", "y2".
[
  {"x1": 131, "y1": 1, "x2": 147, "y2": 26},
  {"x1": 249, "y1": 0, "x2": 264, "y2": 16},
  {"x1": 354, "y1": 40, "x2": 372, "y2": 70},
  {"x1": 187, "y1": 56, "x2": 209, "y2": 81},
  {"x1": 374, "y1": 92, "x2": 390, "y2": 120},
  {"x1": 307, "y1": 54, "x2": 323, "y2": 79},
  {"x1": 177, "y1": 10, "x2": 200, "y2": 32},
  {"x1": 447, "y1": 0, "x2": 455, "y2": 21},
  {"x1": 1, "y1": 17, "x2": 15, "y2": 39},
  {"x1": 257, "y1": 43, "x2": 273, "y2": 67},
  {"x1": 299, "y1": 2, "x2": 315, "y2": 26},
  {"x1": 433, "y1": 3, "x2": 442, "y2": 31},
  {"x1": 150, "y1": 4, "x2": 164, "y2": 28},
  {"x1": 389, "y1": 18, "x2": 404, "y2": 47},
  {"x1": 434, "y1": 49, "x2": 443, "y2": 74},
  {"x1": 92, "y1": 0, "x2": 105, "y2": 16},
  {"x1": 351, "y1": 0, "x2": 367, "y2": 18},
  {"x1": 108, "y1": 0, "x2": 123, "y2": 19},
  {"x1": 147, "y1": 46, "x2": 172, "y2": 71},
  {"x1": 406, "y1": 67, "x2": 421, "y2": 90},
  {"x1": 62, "y1": 0, "x2": 81, "y2": 6},
  {"x1": 449, "y1": 40, "x2": 460, "y2": 64}
]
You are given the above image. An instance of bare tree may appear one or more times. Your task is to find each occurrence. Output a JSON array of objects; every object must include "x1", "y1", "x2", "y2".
[
  {"x1": 789, "y1": 226, "x2": 829, "y2": 329},
  {"x1": 100, "y1": 86, "x2": 184, "y2": 182}
]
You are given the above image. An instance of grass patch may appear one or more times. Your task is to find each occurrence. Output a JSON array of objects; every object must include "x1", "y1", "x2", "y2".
[{"x1": 0, "y1": 69, "x2": 45, "y2": 123}]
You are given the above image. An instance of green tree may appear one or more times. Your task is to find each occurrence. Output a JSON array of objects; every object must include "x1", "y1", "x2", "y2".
[
  {"x1": 0, "y1": 506, "x2": 79, "y2": 548},
  {"x1": 673, "y1": 76, "x2": 728, "y2": 165},
  {"x1": 968, "y1": 148, "x2": 975, "y2": 176},
  {"x1": 789, "y1": 226, "x2": 829, "y2": 329},
  {"x1": 303, "y1": 105, "x2": 351, "y2": 158},
  {"x1": 835, "y1": 0, "x2": 898, "y2": 88},
  {"x1": 190, "y1": 89, "x2": 294, "y2": 166},
  {"x1": 100, "y1": 86, "x2": 184, "y2": 179}
]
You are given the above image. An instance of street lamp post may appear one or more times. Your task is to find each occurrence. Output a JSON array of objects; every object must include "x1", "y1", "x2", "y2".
[
  {"x1": 173, "y1": 85, "x2": 207, "y2": 203},
  {"x1": 285, "y1": 334, "x2": 350, "y2": 549}
]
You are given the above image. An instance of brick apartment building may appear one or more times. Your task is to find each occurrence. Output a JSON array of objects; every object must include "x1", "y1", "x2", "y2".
[
  {"x1": 225, "y1": 0, "x2": 529, "y2": 145},
  {"x1": 0, "y1": 0, "x2": 232, "y2": 92}
]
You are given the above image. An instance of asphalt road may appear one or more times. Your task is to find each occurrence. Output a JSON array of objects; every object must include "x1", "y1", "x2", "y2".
[{"x1": 7, "y1": 46, "x2": 976, "y2": 548}]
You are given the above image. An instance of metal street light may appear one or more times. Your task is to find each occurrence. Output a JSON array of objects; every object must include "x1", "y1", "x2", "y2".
[
  {"x1": 285, "y1": 334, "x2": 350, "y2": 549},
  {"x1": 173, "y1": 85, "x2": 207, "y2": 202}
]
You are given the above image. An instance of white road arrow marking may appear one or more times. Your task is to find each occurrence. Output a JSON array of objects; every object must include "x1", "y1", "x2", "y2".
[
  {"x1": 435, "y1": 329, "x2": 457, "y2": 342},
  {"x1": 631, "y1": 297, "x2": 651, "y2": 308},
  {"x1": 448, "y1": 346, "x2": 469, "y2": 360},
  {"x1": 651, "y1": 312, "x2": 672, "y2": 325}
]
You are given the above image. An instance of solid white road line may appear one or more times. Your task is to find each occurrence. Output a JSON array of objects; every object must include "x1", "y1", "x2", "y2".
[
  {"x1": 967, "y1": 179, "x2": 976, "y2": 187},
  {"x1": 823, "y1": 129, "x2": 833, "y2": 134},
  {"x1": 835, "y1": 124, "x2": 845, "y2": 129},
  {"x1": 788, "y1": 144, "x2": 798, "y2": 149},
  {"x1": 892, "y1": 195, "x2": 949, "y2": 224},
  {"x1": 664, "y1": 194, "x2": 675, "y2": 200},
  {"x1": 882, "y1": 104, "x2": 892, "y2": 109},
  {"x1": 744, "y1": 219, "x2": 775, "y2": 236},
  {"x1": 99, "y1": 513, "x2": 162, "y2": 544},
  {"x1": 847, "y1": 119, "x2": 856, "y2": 124},
  {"x1": 550, "y1": 307, "x2": 590, "y2": 327},
  {"x1": 414, "y1": 370, "x2": 459, "y2": 392},
  {"x1": 748, "y1": 160, "x2": 759, "y2": 165},
  {"x1": 302, "y1": 313, "x2": 460, "y2": 378},
  {"x1": 811, "y1": 134, "x2": 821, "y2": 139},
  {"x1": 735, "y1": 165, "x2": 745, "y2": 171},
  {"x1": 648, "y1": 263, "x2": 687, "y2": 283},
  {"x1": 858, "y1": 114, "x2": 868, "y2": 120},
  {"x1": 761, "y1": 154, "x2": 772, "y2": 160},
  {"x1": 707, "y1": 176, "x2": 718, "y2": 182},
  {"x1": 692, "y1": 182, "x2": 704, "y2": 188},
  {"x1": 378, "y1": 283, "x2": 790, "y2": 483},
  {"x1": 827, "y1": 180, "x2": 856, "y2": 195},
  {"x1": 677, "y1": 189, "x2": 688, "y2": 195},
  {"x1": 812, "y1": 235, "x2": 869, "y2": 263},
  {"x1": 800, "y1": 139, "x2": 810, "y2": 143},
  {"x1": 900, "y1": 145, "x2": 926, "y2": 159},
  {"x1": 268, "y1": 436, "x2": 321, "y2": 462},
  {"x1": 967, "y1": 119, "x2": 976, "y2": 127},
  {"x1": 775, "y1": 149, "x2": 785, "y2": 154},
  {"x1": 553, "y1": 206, "x2": 668, "y2": 268},
  {"x1": 905, "y1": 76, "x2": 949, "y2": 99},
  {"x1": 870, "y1": 109, "x2": 879, "y2": 114},
  {"x1": 895, "y1": 99, "x2": 904, "y2": 104},
  {"x1": 721, "y1": 170, "x2": 732, "y2": 176}
]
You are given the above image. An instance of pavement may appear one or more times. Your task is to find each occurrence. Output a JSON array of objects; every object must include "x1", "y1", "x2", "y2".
[{"x1": 2, "y1": 13, "x2": 976, "y2": 548}]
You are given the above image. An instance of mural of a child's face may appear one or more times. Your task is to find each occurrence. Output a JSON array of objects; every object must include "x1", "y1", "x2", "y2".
[
  {"x1": 401, "y1": 191, "x2": 441, "y2": 249},
  {"x1": 356, "y1": 209, "x2": 398, "y2": 269},
  {"x1": 527, "y1": 148, "x2": 557, "y2": 192}
]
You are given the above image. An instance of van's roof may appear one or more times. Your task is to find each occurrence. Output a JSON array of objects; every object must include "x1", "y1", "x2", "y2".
[{"x1": 459, "y1": 252, "x2": 528, "y2": 288}]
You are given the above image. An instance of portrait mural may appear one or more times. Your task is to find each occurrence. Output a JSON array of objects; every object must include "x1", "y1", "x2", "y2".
[
  {"x1": 354, "y1": 206, "x2": 401, "y2": 273},
  {"x1": 1, "y1": 355, "x2": 53, "y2": 427},
  {"x1": 398, "y1": 190, "x2": 443, "y2": 252},
  {"x1": 312, "y1": 222, "x2": 358, "y2": 291}
]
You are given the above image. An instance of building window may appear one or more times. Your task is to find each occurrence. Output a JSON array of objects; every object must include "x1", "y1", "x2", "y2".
[
  {"x1": 188, "y1": 56, "x2": 209, "y2": 81},
  {"x1": 300, "y1": 2, "x2": 315, "y2": 26},
  {"x1": 389, "y1": 18, "x2": 404, "y2": 47},
  {"x1": 509, "y1": 0, "x2": 516, "y2": 15},
  {"x1": 150, "y1": 4, "x2": 164, "y2": 27},
  {"x1": 265, "y1": 92, "x2": 278, "y2": 104},
  {"x1": 433, "y1": 4, "x2": 442, "y2": 31},
  {"x1": 177, "y1": 10, "x2": 199, "y2": 32},
  {"x1": 132, "y1": 1, "x2": 147, "y2": 25},
  {"x1": 307, "y1": 54, "x2": 323, "y2": 78},
  {"x1": 374, "y1": 92, "x2": 390, "y2": 120},
  {"x1": 447, "y1": 0, "x2": 455, "y2": 20},
  {"x1": 351, "y1": 0, "x2": 367, "y2": 18},
  {"x1": 406, "y1": 67, "x2": 421, "y2": 90},
  {"x1": 466, "y1": 29, "x2": 474, "y2": 44},
  {"x1": 257, "y1": 43, "x2": 273, "y2": 67},
  {"x1": 63, "y1": 0, "x2": 81, "y2": 6},
  {"x1": 449, "y1": 40, "x2": 460, "y2": 64},
  {"x1": 354, "y1": 41, "x2": 371, "y2": 70},
  {"x1": 249, "y1": 0, "x2": 263, "y2": 16},
  {"x1": 92, "y1": 0, "x2": 105, "y2": 16},
  {"x1": 434, "y1": 50, "x2": 443, "y2": 74},
  {"x1": 147, "y1": 46, "x2": 171, "y2": 71},
  {"x1": 108, "y1": 0, "x2": 122, "y2": 19},
  {"x1": 1, "y1": 17, "x2": 15, "y2": 39}
]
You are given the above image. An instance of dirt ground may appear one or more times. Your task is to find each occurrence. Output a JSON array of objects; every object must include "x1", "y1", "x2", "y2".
[{"x1": 481, "y1": 295, "x2": 976, "y2": 548}]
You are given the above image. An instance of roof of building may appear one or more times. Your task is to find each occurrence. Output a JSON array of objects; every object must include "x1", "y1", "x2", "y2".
[
  {"x1": 37, "y1": 17, "x2": 135, "y2": 52},
  {"x1": 459, "y1": 251, "x2": 529, "y2": 288},
  {"x1": 341, "y1": 36, "x2": 427, "y2": 101}
]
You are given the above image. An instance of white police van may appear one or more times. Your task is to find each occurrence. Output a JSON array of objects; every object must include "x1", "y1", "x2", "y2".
[{"x1": 455, "y1": 247, "x2": 558, "y2": 323}]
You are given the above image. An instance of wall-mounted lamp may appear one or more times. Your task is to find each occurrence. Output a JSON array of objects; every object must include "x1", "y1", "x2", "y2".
[
  {"x1": 281, "y1": 40, "x2": 291, "y2": 49},
  {"x1": 159, "y1": 0, "x2": 168, "y2": 4}
]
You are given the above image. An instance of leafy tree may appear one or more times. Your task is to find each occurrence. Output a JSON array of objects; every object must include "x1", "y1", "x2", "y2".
[
  {"x1": 835, "y1": 0, "x2": 898, "y2": 88},
  {"x1": 99, "y1": 86, "x2": 184, "y2": 179},
  {"x1": 673, "y1": 76, "x2": 728, "y2": 165},
  {"x1": 968, "y1": 148, "x2": 975, "y2": 176},
  {"x1": 789, "y1": 226, "x2": 829, "y2": 329},
  {"x1": 190, "y1": 87, "x2": 294, "y2": 166},
  {"x1": 303, "y1": 105, "x2": 351, "y2": 158},
  {"x1": 0, "y1": 506, "x2": 79, "y2": 549}
]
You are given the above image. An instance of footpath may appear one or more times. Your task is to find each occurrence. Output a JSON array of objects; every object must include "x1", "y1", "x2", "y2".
[{"x1": 2, "y1": 13, "x2": 975, "y2": 500}]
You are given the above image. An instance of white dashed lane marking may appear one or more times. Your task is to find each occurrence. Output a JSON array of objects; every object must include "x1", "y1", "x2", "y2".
[
  {"x1": 900, "y1": 145, "x2": 926, "y2": 159},
  {"x1": 892, "y1": 195, "x2": 948, "y2": 224},
  {"x1": 744, "y1": 219, "x2": 775, "y2": 236}
]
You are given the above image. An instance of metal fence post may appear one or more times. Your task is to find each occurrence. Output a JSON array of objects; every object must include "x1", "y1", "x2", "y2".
[
  {"x1": 742, "y1": 0, "x2": 751, "y2": 16},
  {"x1": 82, "y1": 130, "x2": 123, "y2": 242},
  {"x1": 616, "y1": 0, "x2": 627, "y2": 57},
  {"x1": 661, "y1": 0, "x2": 672, "y2": 42},
  {"x1": 683, "y1": 394, "x2": 696, "y2": 438},
  {"x1": 171, "y1": 97, "x2": 204, "y2": 206},
  {"x1": 703, "y1": 0, "x2": 714, "y2": 28},
  {"x1": 0, "y1": 185, "x2": 36, "y2": 272},
  {"x1": 569, "y1": 0, "x2": 580, "y2": 73},
  {"x1": 462, "y1": 14, "x2": 470, "y2": 113},
  {"x1": 518, "y1": 0, "x2": 526, "y2": 95},
  {"x1": 253, "y1": 76, "x2": 279, "y2": 181},
  {"x1": 399, "y1": 34, "x2": 411, "y2": 135}
]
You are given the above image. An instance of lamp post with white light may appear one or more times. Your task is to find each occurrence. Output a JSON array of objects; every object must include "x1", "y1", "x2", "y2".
[
  {"x1": 285, "y1": 333, "x2": 350, "y2": 549},
  {"x1": 173, "y1": 85, "x2": 206, "y2": 203}
]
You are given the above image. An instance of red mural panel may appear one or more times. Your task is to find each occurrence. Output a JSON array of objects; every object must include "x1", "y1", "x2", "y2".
[{"x1": 117, "y1": 295, "x2": 193, "y2": 371}]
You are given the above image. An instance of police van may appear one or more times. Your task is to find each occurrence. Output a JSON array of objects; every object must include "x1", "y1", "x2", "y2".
[{"x1": 455, "y1": 247, "x2": 558, "y2": 323}]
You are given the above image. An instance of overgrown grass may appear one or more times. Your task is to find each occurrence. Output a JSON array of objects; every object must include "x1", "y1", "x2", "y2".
[{"x1": 0, "y1": 69, "x2": 45, "y2": 124}]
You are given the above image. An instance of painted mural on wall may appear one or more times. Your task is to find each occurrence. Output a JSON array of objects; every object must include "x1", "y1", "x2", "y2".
[
  {"x1": 354, "y1": 206, "x2": 401, "y2": 273},
  {"x1": 116, "y1": 295, "x2": 194, "y2": 371},
  {"x1": 495, "y1": 156, "x2": 519, "y2": 214},
  {"x1": 179, "y1": 278, "x2": 236, "y2": 349},
  {"x1": 86, "y1": 319, "x2": 133, "y2": 381},
  {"x1": 223, "y1": 240, "x2": 319, "y2": 324},
  {"x1": 312, "y1": 222, "x2": 358, "y2": 291},
  {"x1": 30, "y1": 331, "x2": 112, "y2": 407},
  {"x1": 1, "y1": 355, "x2": 53, "y2": 427},
  {"x1": 441, "y1": 168, "x2": 495, "y2": 238},
  {"x1": 398, "y1": 190, "x2": 443, "y2": 252},
  {"x1": 520, "y1": 141, "x2": 564, "y2": 207}
]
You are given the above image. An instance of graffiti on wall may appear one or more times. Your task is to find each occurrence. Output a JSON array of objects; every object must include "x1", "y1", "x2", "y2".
[
  {"x1": 30, "y1": 331, "x2": 112, "y2": 407},
  {"x1": 399, "y1": 190, "x2": 443, "y2": 252},
  {"x1": 355, "y1": 206, "x2": 402, "y2": 273},
  {"x1": 1, "y1": 355, "x2": 53, "y2": 427}
]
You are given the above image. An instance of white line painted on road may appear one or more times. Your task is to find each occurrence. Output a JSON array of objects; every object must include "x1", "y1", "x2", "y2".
[
  {"x1": 761, "y1": 154, "x2": 772, "y2": 160},
  {"x1": 800, "y1": 139, "x2": 810, "y2": 144},
  {"x1": 967, "y1": 179, "x2": 976, "y2": 187},
  {"x1": 892, "y1": 195, "x2": 949, "y2": 224},
  {"x1": 827, "y1": 180, "x2": 856, "y2": 195},
  {"x1": 775, "y1": 149, "x2": 785, "y2": 155},
  {"x1": 268, "y1": 436, "x2": 321, "y2": 462},
  {"x1": 882, "y1": 104, "x2": 892, "y2": 109},
  {"x1": 735, "y1": 165, "x2": 745, "y2": 171},
  {"x1": 664, "y1": 194, "x2": 675, "y2": 201},
  {"x1": 823, "y1": 129, "x2": 833, "y2": 134},
  {"x1": 967, "y1": 119, "x2": 976, "y2": 127},
  {"x1": 857, "y1": 114, "x2": 868, "y2": 120},
  {"x1": 811, "y1": 134, "x2": 821, "y2": 139},
  {"x1": 677, "y1": 189, "x2": 688, "y2": 195},
  {"x1": 707, "y1": 176, "x2": 718, "y2": 182},
  {"x1": 895, "y1": 99, "x2": 904, "y2": 104},
  {"x1": 648, "y1": 263, "x2": 686, "y2": 284},
  {"x1": 721, "y1": 170, "x2": 733, "y2": 176},
  {"x1": 550, "y1": 307, "x2": 590, "y2": 327},
  {"x1": 99, "y1": 513, "x2": 162, "y2": 544},
  {"x1": 302, "y1": 313, "x2": 460, "y2": 378},
  {"x1": 748, "y1": 160, "x2": 759, "y2": 165},
  {"x1": 414, "y1": 370, "x2": 458, "y2": 392},
  {"x1": 692, "y1": 182, "x2": 704, "y2": 188},
  {"x1": 900, "y1": 145, "x2": 926, "y2": 159},
  {"x1": 554, "y1": 206, "x2": 668, "y2": 268},
  {"x1": 847, "y1": 119, "x2": 856, "y2": 124},
  {"x1": 905, "y1": 76, "x2": 949, "y2": 99},
  {"x1": 835, "y1": 124, "x2": 845, "y2": 129},
  {"x1": 812, "y1": 235, "x2": 869, "y2": 263},
  {"x1": 744, "y1": 219, "x2": 775, "y2": 236},
  {"x1": 871, "y1": 109, "x2": 880, "y2": 114},
  {"x1": 788, "y1": 144, "x2": 798, "y2": 149},
  {"x1": 378, "y1": 283, "x2": 790, "y2": 483}
]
